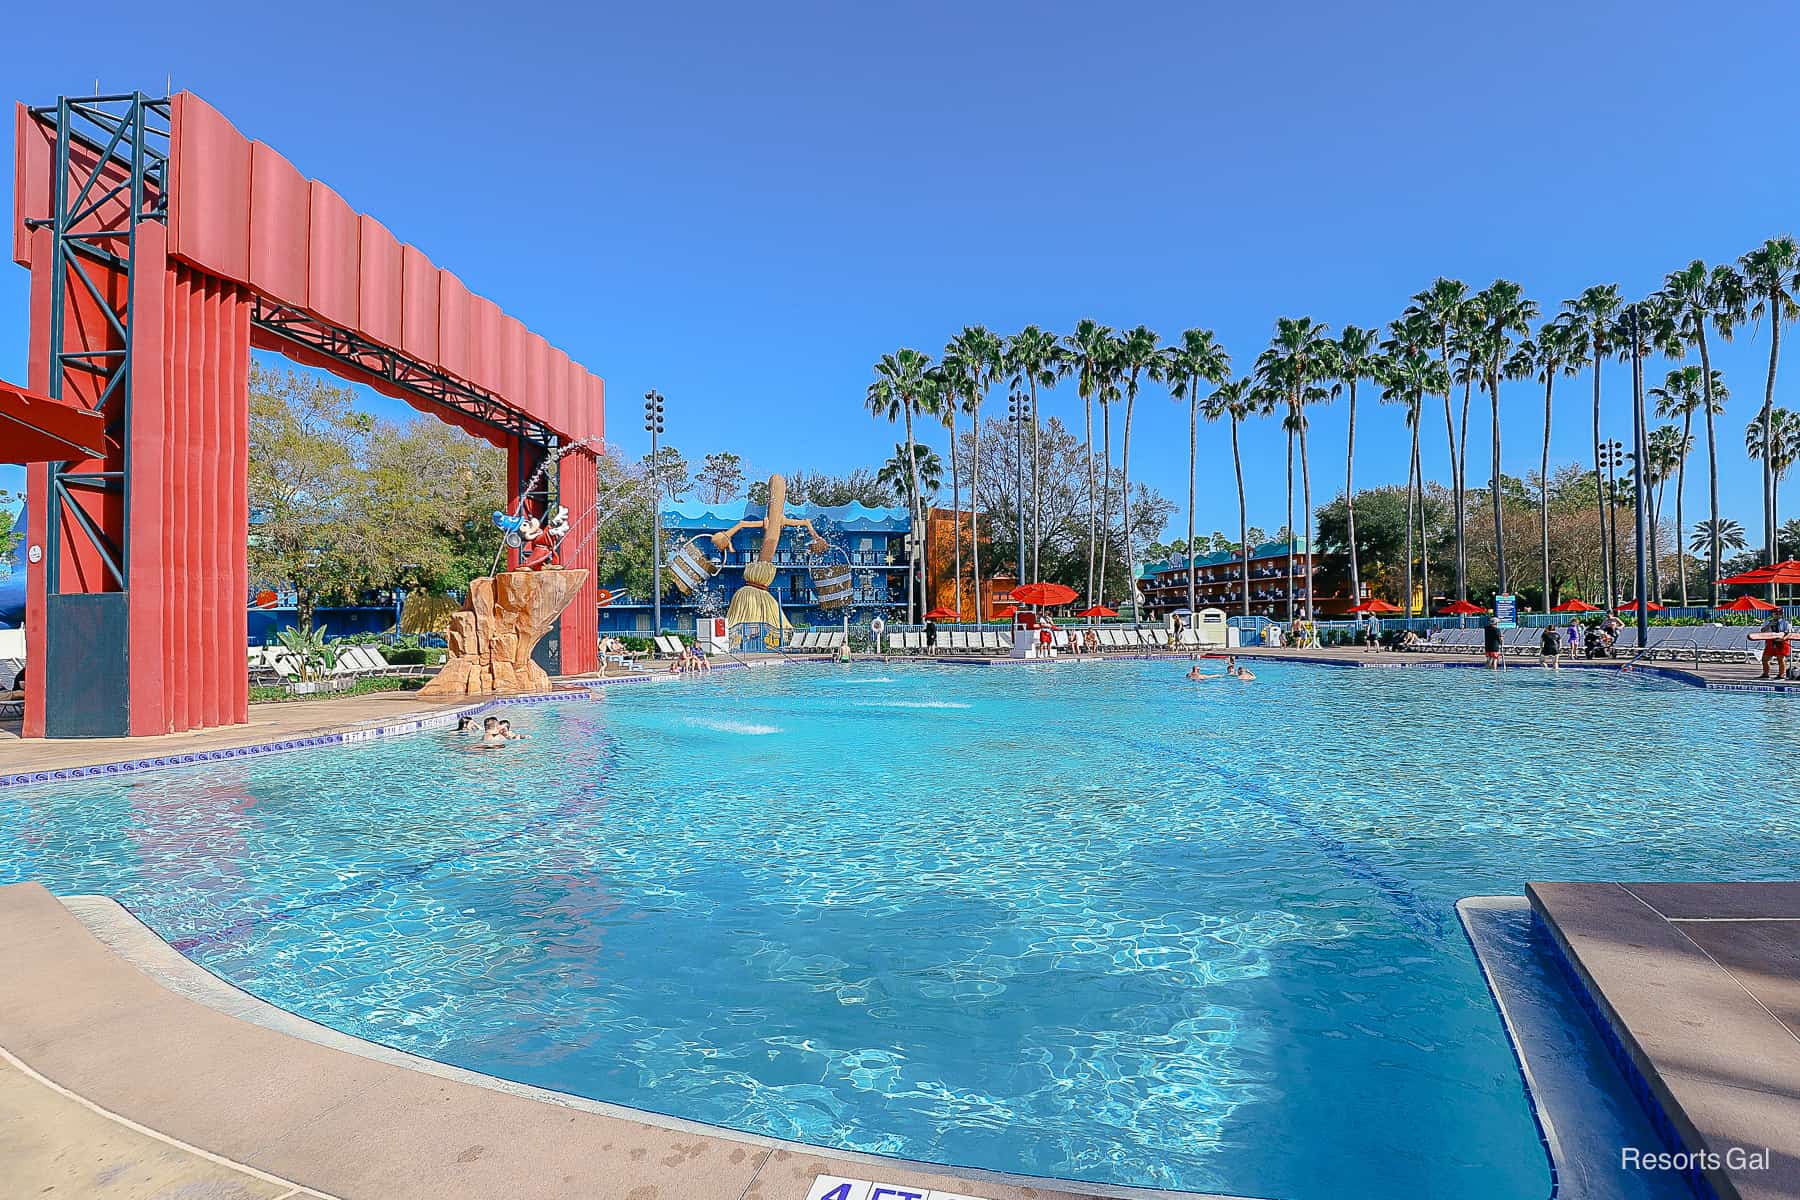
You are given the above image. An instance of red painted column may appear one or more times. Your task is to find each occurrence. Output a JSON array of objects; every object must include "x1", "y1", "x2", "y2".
[
  {"x1": 126, "y1": 224, "x2": 170, "y2": 733},
  {"x1": 558, "y1": 448, "x2": 598, "y2": 675},
  {"x1": 21, "y1": 227, "x2": 53, "y2": 737}
]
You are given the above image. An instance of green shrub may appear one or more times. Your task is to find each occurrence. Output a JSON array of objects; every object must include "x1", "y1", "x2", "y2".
[{"x1": 385, "y1": 647, "x2": 429, "y2": 665}]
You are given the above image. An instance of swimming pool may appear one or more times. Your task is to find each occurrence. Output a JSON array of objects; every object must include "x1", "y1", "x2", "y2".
[{"x1": 3, "y1": 661, "x2": 1795, "y2": 1200}]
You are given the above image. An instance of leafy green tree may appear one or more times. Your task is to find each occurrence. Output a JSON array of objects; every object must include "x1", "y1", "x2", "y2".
[
  {"x1": 1510, "y1": 317, "x2": 1584, "y2": 609},
  {"x1": 1163, "y1": 328, "x2": 1231, "y2": 615},
  {"x1": 1116, "y1": 325, "x2": 1164, "y2": 620},
  {"x1": 696, "y1": 452, "x2": 746, "y2": 504},
  {"x1": 867, "y1": 347, "x2": 936, "y2": 622},
  {"x1": 247, "y1": 364, "x2": 382, "y2": 631},
  {"x1": 1324, "y1": 326, "x2": 1380, "y2": 616},
  {"x1": 1200, "y1": 378, "x2": 1262, "y2": 619},
  {"x1": 1256, "y1": 316, "x2": 1333, "y2": 622},
  {"x1": 364, "y1": 417, "x2": 505, "y2": 596},
  {"x1": 0, "y1": 489, "x2": 20, "y2": 564},
  {"x1": 877, "y1": 442, "x2": 943, "y2": 515},
  {"x1": 1063, "y1": 320, "x2": 1116, "y2": 605},
  {"x1": 1405, "y1": 278, "x2": 1472, "y2": 600},
  {"x1": 1739, "y1": 236, "x2": 1800, "y2": 566},
  {"x1": 640, "y1": 445, "x2": 692, "y2": 502},
  {"x1": 1745, "y1": 407, "x2": 1800, "y2": 544},
  {"x1": 1644, "y1": 424, "x2": 1692, "y2": 599},
  {"x1": 1466, "y1": 281, "x2": 1538, "y2": 594},
  {"x1": 945, "y1": 326, "x2": 1003, "y2": 620}
]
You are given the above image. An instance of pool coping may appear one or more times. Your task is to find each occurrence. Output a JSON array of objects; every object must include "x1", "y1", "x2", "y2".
[
  {"x1": 1527, "y1": 882, "x2": 1800, "y2": 1200},
  {"x1": 0, "y1": 881, "x2": 1252, "y2": 1200}
]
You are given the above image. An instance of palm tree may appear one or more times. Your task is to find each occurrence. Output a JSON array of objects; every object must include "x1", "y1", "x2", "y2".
[
  {"x1": 1739, "y1": 236, "x2": 1800, "y2": 568},
  {"x1": 1564, "y1": 284, "x2": 1624, "y2": 606},
  {"x1": 1663, "y1": 260, "x2": 1747, "y2": 603},
  {"x1": 1164, "y1": 329, "x2": 1232, "y2": 617},
  {"x1": 1005, "y1": 326, "x2": 1064, "y2": 585},
  {"x1": 1201, "y1": 377, "x2": 1259, "y2": 620},
  {"x1": 950, "y1": 326, "x2": 1003, "y2": 622},
  {"x1": 1644, "y1": 425, "x2": 1691, "y2": 600},
  {"x1": 866, "y1": 348, "x2": 934, "y2": 623},
  {"x1": 1691, "y1": 518, "x2": 1747, "y2": 561},
  {"x1": 1468, "y1": 281, "x2": 1538, "y2": 595},
  {"x1": 1064, "y1": 320, "x2": 1115, "y2": 605},
  {"x1": 1380, "y1": 342, "x2": 1448, "y2": 616},
  {"x1": 1326, "y1": 326, "x2": 1380, "y2": 617},
  {"x1": 1508, "y1": 318, "x2": 1583, "y2": 610},
  {"x1": 1256, "y1": 317, "x2": 1333, "y2": 623},
  {"x1": 1613, "y1": 296, "x2": 1678, "y2": 616},
  {"x1": 931, "y1": 355, "x2": 969, "y2": 619},
  {"x1": 1650, "y1": 366, "x2": 1726, "y2": 607},
  {"x1": 1095, "y1": 340, "x2": 1125, "y2": 605},
  {"x1": 1116, "y1": 325, "x2": 1164, "y2": 621},
  {"x1": 877, "y1": 442, "x2": 943, "y2": 512},
  {"x1": 1746, "y1": 407, "x2": 1800, "y2": 545},
  {"x1": 1406, "y1": 279, "x2": 1471, "y2": 600}
]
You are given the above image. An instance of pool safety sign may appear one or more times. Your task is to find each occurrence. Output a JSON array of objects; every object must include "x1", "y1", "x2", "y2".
[
  {"x1": 1494, "y1": 593, "x2": 1517, "y2": 628},
  {"x1": 807, "y1": 1176, "x2": 984, "y2": 1200}
]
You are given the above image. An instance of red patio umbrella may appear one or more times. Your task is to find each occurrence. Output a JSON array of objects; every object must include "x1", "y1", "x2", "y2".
[
  {"x1": 1717, "y1": 595, "x2": 1779, "y2": 612},
  {"x1": 1720, "y1": 560, "x2": 1800, "y2": 586},
  {"x1": 1550, "y1": 599, "x2": 1600, "y2": 613},
  {"x1": 1616, "y1": 599, "x2": 1666, "y2": 612},
  {"x1": 1437, "y1": 599, "x2": 1486, "y2": 616},
  {"x1": 1348, "y1": 598, "x2": 1403, "y2": 614},
  {"x1": 1010, "y1": 582, "x2": 1078, "y2": 607},
  {"x1": 921, "y1": 607, "x2": 958, "y2": 620},
  {"x1": 1076, "y1": 605, "x2": 1118, "y2": 618},
  {"x1": 989, "y1": 606, "x2": 1018, "y2": 620}
]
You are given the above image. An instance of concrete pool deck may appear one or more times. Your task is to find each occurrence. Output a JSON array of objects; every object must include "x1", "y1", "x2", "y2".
[
  {"x1": 0, "y1": 882, "x2": 1231, "y2": 1200},
  {"x1": 1530, "y1": 882, "x2": 1800, "y2": 1200}
]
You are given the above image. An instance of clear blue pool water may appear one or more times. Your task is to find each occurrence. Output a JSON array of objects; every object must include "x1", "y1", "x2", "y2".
[{"x1": 3, "y1": 661, "x2": 1796, "y2": 1200}]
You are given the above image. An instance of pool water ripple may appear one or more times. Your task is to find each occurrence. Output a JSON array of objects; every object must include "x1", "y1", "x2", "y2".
[{"x1": 3, "y1": 662, "x2": 1796, "y2": 1200}]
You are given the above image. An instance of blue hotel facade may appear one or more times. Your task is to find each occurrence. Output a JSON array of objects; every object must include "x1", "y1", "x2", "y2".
[{"x1": 596, "y1": 499, "x2": 913, "y2": 635}]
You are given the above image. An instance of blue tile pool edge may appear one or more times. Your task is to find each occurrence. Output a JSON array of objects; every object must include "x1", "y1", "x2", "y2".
[{"x1": 0, "y1": 689, "x2": 593, "y2": 791}]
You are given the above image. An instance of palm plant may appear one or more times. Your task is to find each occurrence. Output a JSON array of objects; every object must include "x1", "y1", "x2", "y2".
[
  {"x1": 1405, "y1": 279, "x2": 1471, "y2": 600},
  {"x1": 1510, "y1": 318, "x2": 1584, "y2": 610},
  {"x1": 867, "y1": 348, "x2": 935, "y2": 623},
  {"x1": 1116, "y1": 325, "x2": 1164, "y2": 620},
  {"x1": 1163, "y1": 329, "x2": 1232, "y2": 616},
  {"x1": 1564, "y1": 284, "x2": 1624, "y2": 605},
  {"x1": 1468, "y1": 281, "x2": 1538, "y2": 595},
  {"x1": 1691, "y1": 518, "x2": 1747, "y2": 559},
  {"x1": 1650, "y1": 366, "x2": 1726, "y2": 607},
  {"x1": 1379, "y1": 339, "x2": 1448, "y2": 616},
  {"x1": 950, "y1": 325, "x2": 1004, "y2": 621},
  {"x1": 1613, "y1": 296, "x2": 1678, "y2": 614},
  {"x1": 1644, "y1": 425, "x2": 1691, "y2": 599},
  {"x1": 1005, "y1": 326, "x2": 1064, "y2": 584},
  {"x1": 1326, "y1": 326, "x2": 1380, "y2": 617},
  {"x1": 1256, "y1": 317, "x2": 1333, "y2": 623},
  {"x1": 932, "y1": 355, "x2": 969, "y2": 619},
  {"x1": 1662, "y1": 259, "x2": 1747, "y2": 603},
  {"x1": 1063, "y1": 320, "x2": 1115, "y2": 605},
  {"x1": 1746, "y1": 407, "x2": 1800, "y2": 544},
  {"x1": 1200, "y1": 377, "x2": 1260, "y2": 620},
  {"x1": 877, "y1": 442, "x2": 944, "y2": 511},
  {"x1": 1739, "y1": 236, "x2": 1800, "y2": 567}
]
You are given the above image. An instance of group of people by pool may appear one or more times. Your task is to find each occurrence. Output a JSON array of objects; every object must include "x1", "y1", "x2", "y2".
[{"x1": 669, "y1": 643, "x2": 713, "y2": 674}]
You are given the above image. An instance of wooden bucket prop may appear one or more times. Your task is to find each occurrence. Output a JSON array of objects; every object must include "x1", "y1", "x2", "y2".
[
  {"x1": 668, "y1": 537, "x2": 721, "y2": 596},
  {"x1": 812, "y1": 559, "x2": 854, "y2": 610}
]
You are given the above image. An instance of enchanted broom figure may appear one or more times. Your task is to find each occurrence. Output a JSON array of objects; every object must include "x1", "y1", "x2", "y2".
[{"x1": 707, "y1": 474, "x2": 828, "y2": 634}]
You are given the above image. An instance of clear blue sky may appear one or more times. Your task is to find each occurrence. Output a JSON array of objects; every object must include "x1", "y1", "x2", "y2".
[{"x1": 4, "y1": 0, "x2": 1798, "y2": 544}]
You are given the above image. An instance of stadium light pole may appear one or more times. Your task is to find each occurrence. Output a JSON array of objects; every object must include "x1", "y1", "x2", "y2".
[
  {"x1": 644, "y1": 390, "x2": 665, "y2": 635},
  {"x1": 1602, "y1": 439, "x2": 1625, "y2": 612},
  {"x1": 1626, "y1": 303, "x2": 1651, "y2": 647},
  {"x1": 1008, "y1": 392, "x2": 1030, "y2": 585}
]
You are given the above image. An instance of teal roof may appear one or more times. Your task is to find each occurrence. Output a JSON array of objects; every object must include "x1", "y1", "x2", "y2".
[
  {"x1": 1140, "y1": 538, "x2": 1313, "y2": 577},
  {"x1": 664, "y1": 498, "x2": 910, "y2": 533}
]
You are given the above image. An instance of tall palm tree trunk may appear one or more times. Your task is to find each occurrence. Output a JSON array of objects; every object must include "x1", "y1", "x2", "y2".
[
  {"x1": 1029, "y1": 378, "x2": 1042, "y2": 584},
  {"x1": 1459, "y1": 376, "x2": 1474, "y2": 598},
  {"x1": 1084, "y1": 394, "x2": 1096, "y2": 603},
  {"x1": 1187, "y1": 396, "x2": 1197, "y2": 616},
  {"x1": 1098, "y1": 401, "x2": 1113, "y2": 605},
  {"x1": 1415, "y1": 416, "x2": 1430, "y2": 612},
  {"x1": 948, "y1": 402, "x2": 962, "y2": 620},
  {"x1": 1232, "y1": 418, "x2": 1249, "y2": 621},
  {"x1": 1592, "y1": 357, "x2": 1611, "y2": 607},
  {"x1": 1699, "y1": 330, "x2": 1721, "y2": 605},
  {"x1": 1438, "y1": 357, "x2": 1463, "y2": 603},
  {"x1": 1677, "y1": 413, "x2": 1692, "y2": 607},
  {"x1": 1540, "y1": 374, "x2": 1553, "y2": 610},
  {"x1": 1122, "y1": 388, "x2": 1139, "y2": 621},
  {"x1": 1345, "y1": 381, "x2": 1361, "y2": 615},
  {"x1": 1404, "y1": 421, "x2": 1418, "y2": 617},
  {"x1": 1284, "y1": 415, "x2": 1296, "y2": 625},
  {"x1": 970, "y1": 413, "x2": 983, "y2": 623},
  {"x1": 903, "y1": 403, "x2": 923, "y2": 626},
  {"x1": 1490, "y1": 371, "x2": 1508, "y2": 595},
  {"x1": 1650, "y1": 483, "x2": 1664, "y2": 600},
  {"x1": 1299, "y1": 414, "x2": 1316, "y2": 623},
  {"x1": 1761, "y1": 313, "x2": 1781, "y2": 581}
]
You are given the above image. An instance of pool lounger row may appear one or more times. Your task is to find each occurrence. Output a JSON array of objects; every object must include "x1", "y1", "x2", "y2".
[
  {"x1": 784, "y1": 630, "x2": 848, "y2": 652},
  {"x1": 882, "y1": 626, "x2": 1206, "y2": 655},
  {"x1": 1404, "y1": 625, "x2": 1756, "y2": 663}
]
